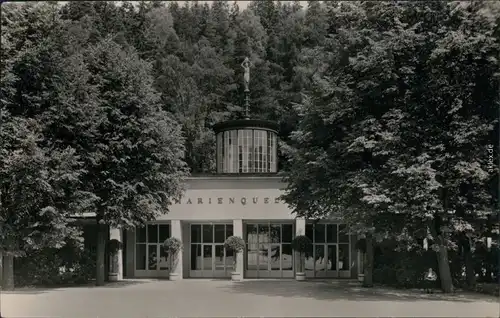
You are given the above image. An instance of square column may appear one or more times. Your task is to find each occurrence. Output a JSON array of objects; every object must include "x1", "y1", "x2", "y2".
[
  {"x1": 109, "y1": 227, "x2": 123, "y2": 280},
  {"x1": 233, "y1": 219, "x2": 244, "y2": 276},
  {"x1": 295, "y1": 218, "x2": 306, "y2": 274},
  {"x1": 295, "y1": 218, "x2": 306, "y2": 236},
  {"x1": 171, "y1": 220, "x2": 183, "y2": 279}
]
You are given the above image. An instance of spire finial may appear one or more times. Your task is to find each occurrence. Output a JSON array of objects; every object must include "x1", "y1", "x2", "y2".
[{"x1": 241, "y1": 57, "x2": 252, "y2": 119}]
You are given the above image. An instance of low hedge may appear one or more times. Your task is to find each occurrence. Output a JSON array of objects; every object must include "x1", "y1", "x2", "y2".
[
  {"x1": 465, "y1": 283, "x2": 500, "y2": 297},
  {"x1": 14, "y1": 243, "x2": 95, "y2": 287}
]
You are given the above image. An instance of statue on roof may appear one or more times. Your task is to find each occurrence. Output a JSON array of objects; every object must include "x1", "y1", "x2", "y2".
[{"x1": 241, "y1": 57, "x2": 252, "y2": 92}]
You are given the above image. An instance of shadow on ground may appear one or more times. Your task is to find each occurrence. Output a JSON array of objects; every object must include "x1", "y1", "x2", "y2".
[
  {"x1": 2, "y1": 279, "x2": 149, "y2": 295},
  {"x1": 219, "y1": 280, "x2": 499, "y2": 303}
]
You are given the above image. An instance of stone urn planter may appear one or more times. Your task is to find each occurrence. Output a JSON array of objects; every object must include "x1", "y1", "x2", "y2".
[
  {"x1": 163, "y1": 237, "x2": 183, "y2": 281},
  {"x1": 231, "y1": 272, "x2": 242, "y2": 281},
  {"x1": 355, "y1": 238, "x2": 367, "y2": 283},
  {"x1": 295, "y1": 272, "x2": 306, "y2": 281},
  {"x1": 224, "y1": 236, "x2": 245, "y2": 281},
  {"x1": 291, "y1": 235, "x2": 312, "y2": 281},
  {"x1": 108, "y1": 239, "x2": 123, "y2": 282},
  {"x1": 358, "y1": 273, "x2": 365, "y2": 282},
  {"x1": 169, "y1": 272, "x2": 181, "y2": 281}
]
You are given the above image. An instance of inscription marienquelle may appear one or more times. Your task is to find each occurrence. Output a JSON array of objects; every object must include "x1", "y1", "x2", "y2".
[{"x1": 172, "y1": 197, "x2": 284, "y2": 205}]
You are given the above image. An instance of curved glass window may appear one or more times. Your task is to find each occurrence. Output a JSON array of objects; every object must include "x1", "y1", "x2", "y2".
[{"x1": 216, "y1": 129, "x2": 277, "y2": 173}]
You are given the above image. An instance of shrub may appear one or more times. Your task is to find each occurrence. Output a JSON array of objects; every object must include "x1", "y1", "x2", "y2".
[
  {"x1": 291, "y1": 235, "x2": 312, "y2": 272},
  {"x1": 163, "y1": 237, "x2": 183, "y2": 254},
  {"x1": 373, "y1": 246, "x2": 438, "y2": 289},
  {"x1": 163, "y1": 237, "x2": 183, "y2": 271},
  {"x1": 14, "y1": 241, "x2": 95, "y2": 287},
  {"x1": 107, "y1": 239, "x2": 123, "y2": 274},
  {"x1": 107, "y1": 239, "x2": 123, "y2": 254},
  {"x1": 291, "y1": 235, "x2": 312, "y2": 253},
  {"x1": 469, "y1": 283, "x2": 500, "y2": 297},
  {"x1": 224, "y1": 236, "x2": 245, "y2": 252},
  {"x1": 355, "y1": 238, "x2": 367, "y2": 253},
  {"x1": 224, "y1": 236, "x2": 244, "y2": 272}
]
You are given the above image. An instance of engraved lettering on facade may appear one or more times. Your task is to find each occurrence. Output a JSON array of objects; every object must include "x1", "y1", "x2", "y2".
[{"x1": 173, "y1": 196, "x2": 285, "y2": 205}]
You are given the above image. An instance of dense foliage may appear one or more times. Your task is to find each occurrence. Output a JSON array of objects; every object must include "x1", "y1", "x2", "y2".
[
  {"x1": 14, "y1": 234, "x2": 95, "y2": 287},
  {"x1": 163, "y1": 237, "x2": 183, "y2": 254},
  {"x1": 282, "y1": 1, "x2": 499, "y2": 292},
  {"x1": 107, "y1": 239, "x2": 123, "y2": 254},
  {"x1": 224, "y1": 236, "x2": 245, "y2": 253},
  {"x1": 291, "y1": 235, "x2": 312, "y2": 253},
  {"x1": 291, "y1": 235, "x2": 312, "y2": 272}
]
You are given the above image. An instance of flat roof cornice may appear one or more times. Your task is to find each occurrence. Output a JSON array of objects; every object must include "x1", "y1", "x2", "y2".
[
  {"x1": 187, "y1": 174, "x2": 282, "y2": 181},
  {"x1": 212, "y1": 119, "x2": 279, "y2": 134}
]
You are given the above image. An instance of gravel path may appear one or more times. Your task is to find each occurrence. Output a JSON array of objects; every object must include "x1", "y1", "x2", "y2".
[{"x1": 2, "y1": 279, "x2": 498, "y2": 317}]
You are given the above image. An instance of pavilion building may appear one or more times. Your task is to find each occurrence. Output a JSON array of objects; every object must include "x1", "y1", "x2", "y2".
[{"x1": 112, "y1": 59, "x2": 360, "y2": 280}]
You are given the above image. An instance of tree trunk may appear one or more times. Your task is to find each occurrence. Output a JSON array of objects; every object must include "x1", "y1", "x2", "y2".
[
  {"x1": 2, "y1": 254, "x2": 14, "y2": 291},
  {"x1": 363, "y1": 233, "x2": 374, "y2": 287},
  {"x1": 0, "y1": 250, "x2": 3, "y2": 288},
  {"x1": 0, "y1": 251, "x2": 2, "y2": 318},
  {"x1": 463, "y1": 240, "x2": 476, "y2": 287},
  {"x1": 436, "y1": 235, "x2": 454, "y2": 293},
  {"x1": 96, "y1": 223, "x2": 106, "y2": 286}
]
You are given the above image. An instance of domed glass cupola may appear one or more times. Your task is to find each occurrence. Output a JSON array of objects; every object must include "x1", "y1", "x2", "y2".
[
  {"x1": 213, "y1": 57, "x2": 279, "y2": 174},
  {"x1": 214, "y1": 119, "x2": 278, "y2": 174}
]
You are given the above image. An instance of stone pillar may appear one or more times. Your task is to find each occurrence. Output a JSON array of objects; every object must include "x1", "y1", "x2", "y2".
[
  {"x1": 171, "y1": 220, "x2": 183, "y2": 279},
  {"x1": 295, "y1": 218, "x2": 306, "y2": 236},
  {"x1": 295, "y1": 218, "x2": 306, "y2": 274},
  {"x1": 233, "y1": 219, "x2": 244, "y2": 276},
  {"x1": 125, "y1": 228, "x2": 135, "y2": 278},
  {"x1": 109, "y1": 227, "x2": 123, "y2": 280}
]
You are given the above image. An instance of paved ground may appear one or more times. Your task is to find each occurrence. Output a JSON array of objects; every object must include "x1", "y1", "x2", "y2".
[{"x1": 1, "y1": 279, "x2": 499, "y2": 318}]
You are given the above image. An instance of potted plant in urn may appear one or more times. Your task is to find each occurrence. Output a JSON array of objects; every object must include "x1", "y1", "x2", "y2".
[
  {"x1": 355, "y1": 238, "x2": 367, "y2": 282},
  {"x1": 108, "y1": 239, "x2": 123, "y2": 282},
  {"x1": 163, "y1": 237, "x2": 183, "y2": 281},
  {"x1": 224, "y1": 236, "x2": 245, "y2": 281},
  {"x1": 291, "y1": 235, "x2": 312, "y2": 281}
]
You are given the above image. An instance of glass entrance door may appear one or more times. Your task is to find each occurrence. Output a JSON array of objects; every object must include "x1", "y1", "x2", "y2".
[
  {"x1": 245, "y1": 223, "x2": 294, "y2": 278},
  {"x1": 189, "y1": 224, "x2": 233, "y2": 278},
  {"x1": 135, "y1": 224, "x2": 171, "y2": 278},
  {"x1": 305, "y1": 223, "x2": 351, "y2": 278}
]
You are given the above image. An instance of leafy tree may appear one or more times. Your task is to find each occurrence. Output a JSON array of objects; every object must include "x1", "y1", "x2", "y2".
[
  {"x1": 142, "y1": 5, "x2": 179, "y2": 59},
  {"x1": 282, "y1": 1, "x2": 499, "y2": 293},
  {"x1": 76, "y1": 38, "x2": 188, "y2": 285},
  {"x1": 0, "y1": 116, "x2": 84, "y2": 290},
  {"x1": 248, "y1": 0, "x2": 278, "y2": 32},
  {"x1": 0, "y1": 2, "x2": 90, "y2": 290}
]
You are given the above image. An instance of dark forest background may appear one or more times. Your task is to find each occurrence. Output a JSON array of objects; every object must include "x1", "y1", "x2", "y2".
[{"x1": 3, "y1": 0, "x2": 325, "y2": 174}]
